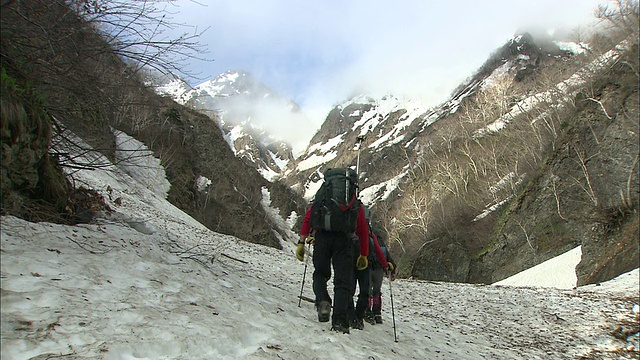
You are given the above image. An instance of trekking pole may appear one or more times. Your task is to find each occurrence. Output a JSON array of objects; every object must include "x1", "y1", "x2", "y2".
[
  {"x1": 388, "y1": 273, "x2": 398, "y2": 342},
  {"x1": 298, "y1": 242, "x2": 311, "y2": 307},
  {"x1": 355, "y1": 135, "x2": 365, "y2": 175}
]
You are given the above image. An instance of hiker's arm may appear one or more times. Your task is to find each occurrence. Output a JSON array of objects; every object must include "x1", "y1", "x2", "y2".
[
  {"x1": 386, "y1": 250, "x2": 396, "y2": 268},
  {"x1": 372, "y1": 232, "x2": 389, "y2": 269},
  {"x1": 299, "y1": 206, "x2": 312, "y2": 239},
  {"x1": 355, "y1": 206, "x2": 369, "y2": 256},
  {"x1": 381, "y1": 237, "x2": 396, "y2": 269}
]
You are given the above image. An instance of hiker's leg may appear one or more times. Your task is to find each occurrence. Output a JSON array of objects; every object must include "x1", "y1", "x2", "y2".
[
  {"x1": 370, "y1": 267, "x2": 384, "y2": 314},
  {"x1": 347, "y1": 238, "x2": 360, "y2": 322},
  {"x1": 355, "y1": 268, "x2": 370, "y2": 319},
  {"x1": 330, "y1": 232, "x2": 353, "y2": 327},
  {"x1": 312, "y1": 232, "x2": 332, "y2": 305}
]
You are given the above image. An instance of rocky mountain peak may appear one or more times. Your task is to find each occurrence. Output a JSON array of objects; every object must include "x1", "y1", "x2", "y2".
[
  {"x1": 193, "y1": 69, "x2": 274, "y2": 99},
  {"x1": 507, "y1": 32, "x2": 538, "y2": 55},
  {"x1": 149, "y1": 69, "x2": 310, "y2": 182}
]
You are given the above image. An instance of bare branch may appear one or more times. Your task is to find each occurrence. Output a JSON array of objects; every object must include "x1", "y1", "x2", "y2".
[{"x1": 587, "y1": 97, "x2": 613, "y2": 120}]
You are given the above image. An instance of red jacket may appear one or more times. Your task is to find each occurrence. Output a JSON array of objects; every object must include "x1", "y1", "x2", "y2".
[
  {"x1": 299, "y1": 205, "x2": 313, "y2": 238},
  {"x1": 300, "y1": 204, "x2": 370, "y2": 258},
  {"x1": 370, "y1": 230, "x2": 389, "y2": 269}
]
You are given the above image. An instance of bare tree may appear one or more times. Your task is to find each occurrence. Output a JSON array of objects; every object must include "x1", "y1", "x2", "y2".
[
  {"x1": 596, "y1": 0, "x2": 639, "y2": 44},
  {"x1": 69, "y1": 0, "x2": 211, "y2": 79}
]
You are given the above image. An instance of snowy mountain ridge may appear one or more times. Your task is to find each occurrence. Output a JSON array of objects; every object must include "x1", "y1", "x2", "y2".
[
  {"x1": 288, "y1": 33, "x2": 586, "y2": 203},
  {"x1": 149, "y1": 69, "x2": 307, "y2": 182}
]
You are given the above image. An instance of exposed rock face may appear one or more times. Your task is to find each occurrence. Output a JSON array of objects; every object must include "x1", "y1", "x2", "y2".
[
  {"x1": 1, "y1": 61, "x2": 68, "y2": 218},
  {"x1": 412, "y1": 241, "x2": 471, "y2": 283},
  {"x1": 153, "y1": 69, "x2": 305, "y2": 181}
]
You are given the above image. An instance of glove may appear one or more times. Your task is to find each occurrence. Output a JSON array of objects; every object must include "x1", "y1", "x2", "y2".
[
  {"x1": 387, "y1": 262, "x2": 395, "y2": 273},
  {"x1": 296, "y1": 242, "x2": 305, "y2": 262},
  {"x1": 356, "y1": 255, "x2": 368, "y2": 271},
  {"x1": 305, "y1": 235, "x2": 315, "y2": 245}
]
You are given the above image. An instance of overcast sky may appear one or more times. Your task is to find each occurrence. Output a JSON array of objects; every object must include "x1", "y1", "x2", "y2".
[{"x1": 164, "y1": 0, "x2": 604, "y2": 123}]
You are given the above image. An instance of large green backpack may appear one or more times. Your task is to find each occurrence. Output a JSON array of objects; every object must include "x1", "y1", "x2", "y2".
[{"x1": 310, "y1": 168, "x2": 359, "y2": 233}]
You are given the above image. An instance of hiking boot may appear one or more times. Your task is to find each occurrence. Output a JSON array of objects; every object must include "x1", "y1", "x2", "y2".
[
  {"x1": 364, "y1": 314, "x2": 376, "y2": 325},
  {"x1": 374, "y1": 315, "x2": 383, "y2": 324},
  {"x1": 331, "y1": 320, "x2": 350, "y2": 334},
  {"x1": 350, "y1": 318, "x2": 364, "y2": 330},
  {"x1": 317, "y1": 301, "x2": 331, "y2": 323}
]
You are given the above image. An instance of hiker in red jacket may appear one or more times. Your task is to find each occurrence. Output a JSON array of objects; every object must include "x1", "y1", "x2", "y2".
[
  {"x1": 297, "y1": 201, "x2": 371, "y2": 334},
  {"x1": 347, "y1": 212, "x2": 389, "y2": 330},
  {"x1": 365, "y1": 226, "x2": 396, "y2": 325}
]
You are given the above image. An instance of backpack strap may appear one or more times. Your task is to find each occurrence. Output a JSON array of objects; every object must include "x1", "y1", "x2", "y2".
[{"x1": 337, "y1": 193, "x2": 357, "y2": 212}]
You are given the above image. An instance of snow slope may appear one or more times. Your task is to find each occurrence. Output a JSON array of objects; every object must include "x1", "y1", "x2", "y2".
[
  {"x1": 494, "y1": 246, "x2": 583, "y2": 289},
  {"x1": 1, "y1": 141, "x2": 638, "y2": 359}
]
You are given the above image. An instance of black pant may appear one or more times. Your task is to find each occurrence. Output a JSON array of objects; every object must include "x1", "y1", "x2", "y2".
[
  {"x1": 347, "y1": 238, "x2": 370, "y2": 321},
  {"x1": 369, "y1": 266, "x2": 384, "y2": 315},
  {"x1": 312, "y1": 231, "x2": 353, "y2": 325},
  {"x1": 348, "y1": 265, "x2": 370, "y2": 321}
]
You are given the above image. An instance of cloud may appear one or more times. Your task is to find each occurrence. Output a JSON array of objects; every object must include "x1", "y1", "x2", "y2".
[{"x1": 166, "y1": 0, "x2": 604, "y2": 133}]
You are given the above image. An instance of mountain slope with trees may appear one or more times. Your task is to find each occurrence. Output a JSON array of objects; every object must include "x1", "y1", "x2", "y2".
[
  {"x1": 0, "y1": 0, "x2": 306, "y2": 249},
  {"x1": 282, "y1": 1, "x2": 639, "y2": 285}
]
